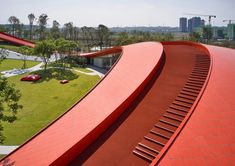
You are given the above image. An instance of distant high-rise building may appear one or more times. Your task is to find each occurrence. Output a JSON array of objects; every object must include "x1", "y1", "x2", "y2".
[
  {"x1": 179, "y1": 17, "x2": 187, "y2": 32},
  {"x1": 188, "y1": 19, "x2": 193, "y2": 32},
  {"x1": 227, "y1": 24, "x2": 235, "y2": 41},
  {"x1": 188, "y1": 17, "x2": 202, "y2": 33}
]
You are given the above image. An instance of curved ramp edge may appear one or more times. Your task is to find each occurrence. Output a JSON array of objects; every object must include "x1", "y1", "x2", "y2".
[
  {"x1": 157, "y1": 45, "x2": 235, "y2": 165},
  {"x1": 0, "y1": 32, "x2": 35, "y2": 48},
  {"x1": 0, "y1": 42, "x2": 163, "y2": 165},
  {"x1": 150, "y1": 41, "x2": 212, "y2": 165}
]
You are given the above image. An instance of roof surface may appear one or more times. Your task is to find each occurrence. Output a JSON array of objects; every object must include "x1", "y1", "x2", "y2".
[
  {"x1": 1, "y1": 40, "x2": 235, "y2": 165},
  {"x1": 0, "y1": 42, "x2": 163, "y2": 165},
  {"x1": 0, "y1": 32, "x2": 35, "y2": 48},
  {"x1": 157, "y1": 45, "x2": 235, "y2": 165}
]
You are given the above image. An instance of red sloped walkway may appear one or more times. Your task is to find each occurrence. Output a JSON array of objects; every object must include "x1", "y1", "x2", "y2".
[
  {"x1": 156, "y1": 45, "x2": 235, "y2": 165},
  {"x1": 71, "y1": 44, "x2": 201, "y2": 165},
  {"x1": 0, "y1": 32, "x2": 35, "y2": 48},
  {"x1": 0, "y1": 42, "x2": 163, "y2": 166}
]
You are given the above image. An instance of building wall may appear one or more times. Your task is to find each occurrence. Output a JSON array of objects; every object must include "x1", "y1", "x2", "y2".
[
  {"x1": 92, "y1": 54, "x2": 119, "y2": 69},
  {"x1": 188, "y1": 17, "x2": 202, "y2": 33},
  {"x1": 188, "y1": 19, "x2": 193, "y2": 33},
  {"x1": 179, "y1": 17, "x2": 187, "y2": 32},
  {"x1": 228, "y1": 24, "x2": 235, "y2": 40},
  {"x1": 93, "y1": 57, "x2": 104, "y2": 68}
]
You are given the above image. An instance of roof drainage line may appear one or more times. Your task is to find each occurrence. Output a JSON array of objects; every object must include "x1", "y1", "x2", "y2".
[
  {"x1": 0, "y1": 47, "x2": 123, "y2": 162},
  {"x1": 150, "y1": 41, "x2": 213, "y2": 166}
]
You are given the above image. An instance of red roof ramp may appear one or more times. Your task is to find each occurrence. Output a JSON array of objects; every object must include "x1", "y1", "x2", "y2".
[
  {"x1": 0, "y1": 32, "x2": 35, "y2": 48},
  {"x1": 0, "y1": 42, "x2": 163, "y2": 165},
  {"x1": 150, "y1": 43, "x2": 235, "y2": 165}
]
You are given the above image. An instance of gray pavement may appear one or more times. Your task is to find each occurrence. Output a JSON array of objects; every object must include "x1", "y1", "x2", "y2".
[
  {"x1": 5, "y1": 49, "x2": 58, "y2": 62},
  {"x1": 1, "y1": 62, "x2": 44, "y2": 77},
  {"x1": 0, "y1": 146, "x2": 18, "y2": 154}
]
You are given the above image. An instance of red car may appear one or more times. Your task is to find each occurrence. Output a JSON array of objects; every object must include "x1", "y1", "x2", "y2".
[
  {"x1": 21, "y1": 74, "x2": 41, "y2": 82},
  {"x1": 60, "y1": 80, "x2": 69, "y2": 84}
]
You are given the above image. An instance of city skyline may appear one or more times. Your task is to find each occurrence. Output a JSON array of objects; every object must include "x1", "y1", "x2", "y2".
[{"x1": 1, "y1": 0, "x2": 235, "y2": 27}]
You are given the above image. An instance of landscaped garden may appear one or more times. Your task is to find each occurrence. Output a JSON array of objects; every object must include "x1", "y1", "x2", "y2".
[
  {"x1": 2, "y1": 68, "x2": 100, "y2": 145},
  {"x1": 0, "y1": 22, "x2": 105, "y2": 147}
]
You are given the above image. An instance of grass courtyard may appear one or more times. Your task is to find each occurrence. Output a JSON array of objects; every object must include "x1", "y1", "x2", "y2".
[
  {"x1": 0, "y1": 45, "x2": 21, "y2": 53},
  {"x1": 0, "y1": 59, "x2": 40, "y2": 72},
  {"x1": 1, "y1": 63, "x2": 100, "y2": 145}
]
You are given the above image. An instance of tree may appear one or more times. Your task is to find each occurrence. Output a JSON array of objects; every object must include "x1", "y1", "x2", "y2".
[
  {"x1": 50, "y1": 20, "x2": 60, "y2": 39},
  {"x1": 63, "y1": 22, "x2": 74, "y2": 40},
  {"x1": 203, "y1": 26, "x2": 213, "y2": 43},
  {"x1": 0, "y1": 50, "x2": 22, "y2": 143},
  {"x1": 115, "y1": 32, "x2": 132, "y2": 46},
  {"x1": 80, "y1": 26, "x2": 100, "y2": 51},
  {"x1": 55, "y1": 38, "x2": 78, "y2": 68},
  {"x1": 37, "y1": 14, "x2": 49, "y2": 40},
  {"x1": 189, "y1": 31, "x2": 201, "y2": 42},
  {"x1": 8, "y1": 16, "x2": 20, "y2": 36},
  {"x1": 73, "y1": 26, "x2": 80, "y2": 42},
  {"x1": 34, "y1": 40, "x2": 55, "y2": 70},
  {"x1": 28, "y1": 13, "x2": 35, "y2": 40},
  {"x1": 97, "y1": 24, "x2": 110, "y2": 50},
  {"x1": 0, "y1": 25, "x2": 6, "y2": 32},
  {"x1": 19, "y1": 46, "x2": 33, "y2": 69}
]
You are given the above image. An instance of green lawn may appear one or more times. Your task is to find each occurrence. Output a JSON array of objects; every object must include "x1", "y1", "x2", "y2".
[
  {"x1": 0, "y1": 59, "x2": 40, "y2": 72},
  {"x1": 0, "y1": 45, "x2": 21, "y2": 53},
  {"x1": 2, "y1": 68, "x2": 100, "y2": 145},
  {"x1": 0, "y1": 155, "x2": 6, "y2": 159}
]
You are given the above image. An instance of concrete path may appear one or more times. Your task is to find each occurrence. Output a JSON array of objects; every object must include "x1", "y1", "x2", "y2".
[
  {"x1": 0, "y1": 146, "x2": 18, "y2": 154},
  {"x1": 74, "y1": 66, "x2": 107, "y2": 78},
  {"x1": 85, "y1": 65, "x2": 108, "y2": 78},
  {"x1": 1, "y1": 62, "x2": 44, "y2": 77},
  {"x1": 5, "y1": 49, "x2": 58, "y2": 62}
]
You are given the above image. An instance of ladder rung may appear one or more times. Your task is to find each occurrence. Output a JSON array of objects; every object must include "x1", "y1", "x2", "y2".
[
  {"x1": 154, "y1": 124, "x2": 175, "y2": 133},
  {"x1": 170, "y1": 105, "x2": 189, "y2": 113},
  {"x1": 135, "y1": 146, "x2": 156, "y2": 158},
  {"x1": 133, "y1": 150, "x2": 153, "y2": 162},
  {"x1": 163, "y1": 114, "x2": 183, "y2": 122},
  {"x1": 144, "y1": 136, "x2": 165, "y2": 146},
  {"x1": 150, "y1": 130, "x2": 170, "y2": 139},
  {"x1": 138, "y1": 143, "x2": 160, "y2": 154},
  {"x1": 160, "y1": 119, "x2": 179, "y2": 127},
  {"x1": 167, "y1": 110, "x2": 186, "y2": 118}
]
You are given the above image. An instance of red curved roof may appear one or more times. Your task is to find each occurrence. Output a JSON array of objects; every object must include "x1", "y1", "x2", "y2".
[
  {"x1": 1, "y1": 41, "x2": 235, "y2": 165},
  {"x1": 0, "y1": 42, "x2": 163, "y2": 165},
  {"x1": 155, "y1": 45, "x2": 235, "y2": 165},
  {"x1": 0, "y1": 32, "x2": 35, "y2": 48}
]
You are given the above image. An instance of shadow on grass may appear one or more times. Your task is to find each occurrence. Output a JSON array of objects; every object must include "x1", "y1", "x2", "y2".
[{"x1": 31, "y1": 68, "x2": 79, "y2": 83}]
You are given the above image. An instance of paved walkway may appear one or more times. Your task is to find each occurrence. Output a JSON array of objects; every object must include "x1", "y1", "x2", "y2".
[
  {"x1": 74, "y1": 66, "x2": 107, "y2": 78},
  {"x1": 1, "y1": 62, "x2": 44, "y2": 77},
  {"x1": 0, "y1": 146, "x2": 18, "y2": 154},
  {"x1": 5, "y1": 49, "x2": 58, "y2": 62}
]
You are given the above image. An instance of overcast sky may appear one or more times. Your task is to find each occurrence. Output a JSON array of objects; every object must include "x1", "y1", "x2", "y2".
[{"x1": 1, "y1": 0, "x2": 235, "y2": 27}]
